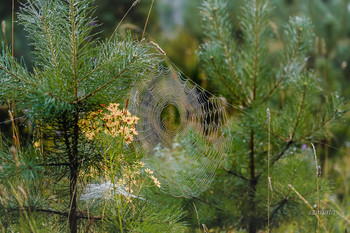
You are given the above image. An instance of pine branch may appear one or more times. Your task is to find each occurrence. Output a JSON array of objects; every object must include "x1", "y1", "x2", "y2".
[
  {"x1": 70, "y1": 0, "x2": 78, "y2": 100},
  {"x1": 263, "y1": 140, "x2": 293, "y2": 176},
  {"x1": 263, "y1": 83, "x2": 307, "y2": 170},
  {"x1": 252, "y1": 0, "x2": 260, "y2": 101},
  {"x1": 39, "y1": 163, "x2": 70, "y2": 167},
  {"x1": 73, "y1": 55, "x2": 137, "y2": 104},
  {"x1": 41, "y1": 15, "x2": 62, "y2": 78},
  {"x1": 0, "y1": 64, "x2": 33, "y2": 86},
  {"x1": 211, "y1": 6, "x2": 249, "y2": 103},
  {"x1": 8, "y1": 207, "x2": 102, "y2": 220},
  {"x1": 294, "y1": 109, "x2": 339, "y2": 143},
  {"x1": 210, "y1": 57, "x2": 245, "y2": 106},
  {"x1": 262, "y1": 27, "x2": 302, "y2": 102},
  {"x1": 269, "y1": 198, "x2": 289, "y2": 221},
  {"x1": 290, "y1": 83, "x2": 307, "y2": 141},
  {"x1": 220, "y1": 165, "x2": 249, "y2": 181}
]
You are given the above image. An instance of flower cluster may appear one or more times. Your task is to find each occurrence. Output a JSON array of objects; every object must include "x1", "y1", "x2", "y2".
[
  {"x1": 117, "y1": 160, "x2": 161, "y2": 201},
  {"x1": 79, "y1": 103, "x2": 139, "y2": 144},
  {"x1": 118, "y1": 160, "x2": 145, "y2": 194},
  {"x1": 145, "y1": 168, "x2": 160, "y2": 188},
  {"x1": 79, "y1": 103, "x2": 161, "y2": 203}
]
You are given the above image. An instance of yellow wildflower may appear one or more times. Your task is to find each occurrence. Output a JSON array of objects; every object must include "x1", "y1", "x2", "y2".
[
  {"x1": 150, "y1": 175, "x2": 161, "y2": 188},
  {"x1": 145, "y1": 168, "x2": 153, "y2": 174},
  {"x1": 107, "y1": 103, "x2": 120, "y2": 111}
]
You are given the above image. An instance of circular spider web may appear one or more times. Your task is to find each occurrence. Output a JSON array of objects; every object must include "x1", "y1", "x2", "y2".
[{"x1": 130, "y1": 66, "x2": 231, "y2": 197}]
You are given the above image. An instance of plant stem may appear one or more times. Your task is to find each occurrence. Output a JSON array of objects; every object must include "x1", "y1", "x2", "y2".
[
  {"x1": 267, "y1": 108, "x2": 271, "y2": 232},
  {"x1": 11, "y1": 0, "x2": 14, "y2": 58},
  {"x1": 311, "y1": 143, "x2": 320, "y2": 233},
  {"x1": 288, "y1": 184, "x2": 328, "y2": 233},
  {"x1": 142, "y1": 0, "x2": 155, "y2": 39}
]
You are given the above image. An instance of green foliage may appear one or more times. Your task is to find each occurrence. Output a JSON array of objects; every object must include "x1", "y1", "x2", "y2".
[
  {"x1": 103, "y1": 199, "x2": 187, "y2": 232},
  {"x1": 189, "y1": 0, "x2": 345, "y2": 232},
  {"x1": 0, "y1": 0, "x2": 188, "y2": 232},
  {"x1": 1, "y1": 0, "x2": 157, "y2": 120}
]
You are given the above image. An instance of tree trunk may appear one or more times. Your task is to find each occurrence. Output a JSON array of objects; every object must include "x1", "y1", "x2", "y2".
[
  {"x1": 69, "y1": 112, "x2": 80, "y2": 233},
  {"x1": 69, "y1": 164, "x2": 78, "y2": 233},
  {"x1": 248, "y1": 129, "x2": 257, "y2": 233}
]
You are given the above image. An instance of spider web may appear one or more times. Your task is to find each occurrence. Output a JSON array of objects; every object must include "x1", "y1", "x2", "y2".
[{"x1": 130, "y1": 65, "x2": 231, "y2": 197}]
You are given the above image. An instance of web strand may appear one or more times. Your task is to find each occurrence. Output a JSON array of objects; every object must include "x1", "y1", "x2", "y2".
[{"x1": 130, "y1": 65, "x2": 231, "y2": 197}]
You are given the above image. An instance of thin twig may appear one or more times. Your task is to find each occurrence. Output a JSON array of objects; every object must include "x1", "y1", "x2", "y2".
[
  {"x1": 220, "y1": 165, "x2": 249, "y2": 181},
  {"x1": 288, "y1": 184, "x2": 328, "y2": 233},
  {"x1": 39, "y1": 163, "x2": 71, "y2": 167},
  {"x1": 8, "y1": 207, "x2": 102, "y2": 220},
  {"x1": 193, "y1": 203, "x2": 201, "y2": 233},
  {"x1": 108, "y1": 0, "x2": 140, "y2": 44},
  {"x1": 142, "y1": 0, "x2": 155, "y2": 40},
  {"x1": 311, "y1": 143, "x2": 320, "y2": 233},
  {"x1": 11, "y1": 0, "x2": 14, "y2": 58},
  {"x1": 267, "y1": 108, "x2": 271, "y2": 232}
]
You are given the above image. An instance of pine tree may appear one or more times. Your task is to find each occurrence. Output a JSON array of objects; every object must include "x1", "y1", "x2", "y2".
[
  {"x1": 0, "y1": 0, "x2": 163, "y2": 232},
  {"x1": 194, "y1": 0, "x2": 344, "y2": 232}
]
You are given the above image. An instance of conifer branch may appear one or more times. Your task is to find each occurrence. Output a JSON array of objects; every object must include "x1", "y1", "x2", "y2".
[
  {"x1": 262, "y1": 28, "x2": 302, "y2": 102},
  {"x1": 73, "y1": 56, "x2": 137, "y2": 104},
  {"x1": 210, "y1": 57, "x2": 245, "y2": 106},
  {"x1": 70, "y1": 0, "x2": 78, "y2": 100},
  {"x1": 294, "y1": 110, "x2": 339, "y2": 143},
  {"x1": 268, "y1": 82, "x2": 307, "y2": 167},
  {"x1": 220, "y1": 165, "x2": 249, "y2": 181},
  {"x1": 290, "y1": 83, "x2": 307, "y2": 141},
  {"x1": 252, "y1": 0, "x2": 260, "y2": 101},
  {"x1": 0, "y1": 64, "x2": 33, "y2": 86},
  {"x1": 288, "y1": 184, "x2": 329, "y2": 233},
  {"x1": 41, "y1": 16, "x2": 61, "y2": 77},
  {"x1": 78, "y1": 63, "x2": 105, "y2": 83},
  {"x1": 39, "y1": 162, "x2": 70, "y2": 167},
  {"x1": 8, "y1": 207, "x2": 102, "y2": 220},
  {"x1": 211, "y1": 8, "x2": 249, "y2": 103},
  {"x1": 270, "y1": 198, "x2": 288, "y2": 221},
  {"x1": 256, "y1": 140, "x2": 293, "y2": 179}
]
